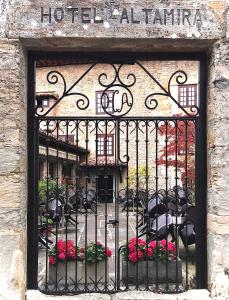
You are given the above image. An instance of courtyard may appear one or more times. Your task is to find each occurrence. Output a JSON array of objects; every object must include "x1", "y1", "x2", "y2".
[{"x1": 38, "y1": 202, "x2": 195, "y2": 292}]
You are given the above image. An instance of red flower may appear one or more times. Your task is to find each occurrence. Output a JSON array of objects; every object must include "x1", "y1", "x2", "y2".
[
  {"x1": 147, "y1": 247, "x2": 153, "y2": 257},
  {"x1": 57, "y1": 239, "x2": 64, "y2": 245},
  {"x1": 138, "y1": 239, "x2": 146, "y2": 246},
  {"x1": 68, "y1": 248, "x2": 77, "y2": 259},
  {"x1": 129, "y1": 238, "x2": 146, "y2": 246},
  {"x1": 128, "y1": 250, "x2": 144, "y2": 263},
  {"x1": 167, "y1": 242, "x2": 176, "y2": 252},
  {"x1": 128, "y1": 242, "x2": 136, "y2": 252},
  {"x1": 160, "y1": 239, "x2": 167, "y2": 247},
  {"x1": 57, "y1": 239, "x2": 66, "y2": 253},
  {"x1": 149, "y1": 241, "x2": 157, "y2": 250},
  {"x1": 67, "y1": 240, "x2": 74, "y2": 249},
  {"x1": 129, "y1": 252, "x2": 137, "y2": 263},
  {"x1": 137, "y1": 250, "x2": 144, "y2": 259},
  {"x1": 106, "y1": 248, "x2": 112, "y2": 257},
  {"x1": 58, "y1": 252, "x2": 66, "y2": 260},
  {"x1": 49, "y1": 256, "x2": 56, "y2": 265}
]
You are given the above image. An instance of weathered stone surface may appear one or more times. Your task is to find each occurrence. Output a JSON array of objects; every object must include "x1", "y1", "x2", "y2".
[
  {"x1": 0, "y1": 40, "x2": 26, "y2": 130},
  {"x1": 207, "y1": 38, "x2": 229, "y2": 298},
  {"x1": 25, "y1": 289, "x2": 211, "y2": 300},
  {"x1": 8, "y1": 249, "x2": 26, "y2": 300},
  {"x1": 208, "y1": 214, "x2": 229, "y2": 234},
  {"x1": 0, "y1": 38, "x2": 27, "y2": 300},
  {"x1": 0, "y1": 0, "x2": 228, "y2": 299},
  {"x1": 0, "y1": 1, "x2": 7, "y2": 38},
  {"x1": 209, "y1": 271, "x2": 229, "y2": 300},
  {"x1": 0, "y1": 173, "x2": 26, "y2": 208},
  {"x1": 0, "y1": 230, "x2": 26, "y2": 300},
  {"x1": 6, "y1": 0, "x2": 225, "y2": 40}
]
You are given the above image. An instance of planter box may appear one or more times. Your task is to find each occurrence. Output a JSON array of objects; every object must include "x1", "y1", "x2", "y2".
[
  {"x1": 49, "y1": 260, "x2": 108, "y2": 284},
  {"x1": 122, "y1": 259, "x2": 182, "y2": 284}
]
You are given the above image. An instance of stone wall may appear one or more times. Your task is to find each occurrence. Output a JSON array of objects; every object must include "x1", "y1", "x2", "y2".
[
  {"x1": 0, "y1": 40, "x2": 27, "y2": 299},
  {"x1": 207, "y1": 39, "x2": 229, "y2": 299},
  {"x1": 0, "y1": 0, "x2": 228, "y2": 300}
]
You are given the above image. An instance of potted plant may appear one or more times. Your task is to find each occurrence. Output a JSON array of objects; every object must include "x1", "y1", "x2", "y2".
[
  {"x1": 48, "y1": 239, "x2": 81, "y2": 283},
  {"x1": 121, "y1": 238, "x2": 182, "y2": 284},
  {"x1": 48, "y1": 240, "x2": 112, "y2": 284},
  {"x1": 79, "y1": 241, "x2": 112, "y2": 283}
]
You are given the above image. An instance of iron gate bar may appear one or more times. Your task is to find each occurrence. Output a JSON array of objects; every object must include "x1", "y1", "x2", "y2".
[
  {"x1": 27, "y1": 52, "x2": 207, "y2": 294},
  {"x1": 38, "y1": 116, "x2": 197, "y2": 121},
  {"x1": 37, "y1": 118, "x2": 198, "y2": 293},
  {"x1": 35, "y1": 62, "x2": 199, "y2": 118}
]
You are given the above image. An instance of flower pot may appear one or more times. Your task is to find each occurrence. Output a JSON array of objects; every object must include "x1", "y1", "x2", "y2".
[
  {"x1": 49, "y1": 260, "x2": 108, "y2": 284},
  {"x1": 122, "y1": 259, "x2": 182, "y2": 284}
]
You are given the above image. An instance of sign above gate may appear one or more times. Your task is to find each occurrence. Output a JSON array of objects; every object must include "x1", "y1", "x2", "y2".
[
  {"x1": 7, "y1": 0, "x2": 224, "y2": 40},
  {"x1": 40, "y1": 6, "x2": 202, "y2": 29}
]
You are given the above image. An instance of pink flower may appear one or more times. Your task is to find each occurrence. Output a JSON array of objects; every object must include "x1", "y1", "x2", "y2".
[
  {"x1": 138, "y1": 239, "x2": 146, "y2": 246},
  {"x1": 160, "y1": 239, "x2": 167, "y2": 247},
  {"x1": 128, "y1": 242, "x2": 136, "y2": 252},
  {"x1": 49, "y1": 256, "x2": 56, "y2": 265},
  {"x1": 80, "y1": 247, "x2": 84, "y2": 253},
  {"x1": 57, "y1": 239, "x2": 64, "y2": 246},
  {"x1": 129, "y1": 238, "x2": 146, "y2": 246},
  {"x1": 137, "y1": 250, "x2": 144, "y2": 259},
  {"x1": 68, "y1": 248, "x2": 76, "y2": 259},
  {"x1": 57, "y1": 239, "x2": 66, "y2": 253},
  {"x1": 106, "y1": 248, "x2": 112, "y2": 257},
  {"x1": 149, "y1": 241, "x2": 157, "y2": 250},
  {"x1": 128, "y1": 250, "x2": 144, "y2": 263},
  {"x1": 96, "y1": 241, "x2": 102, "y2": 246},
  {"x1": 67, "y1": 240, "x2": 74, "y2": 249},
  {"x1": 58, "y1": 252, "x2": 66, "y2": 260},
  {"x1": 129, "y1": 252, "x2": 137, "y2": 263},
  {"x1": 167, "y1": 242, "x2": 176, "y2": 252},
  {"x1": 147, "y1": 247, "x2": 153, "y2": 257},
  {"x1": 79, "y1": 252, "x2": 84, "y2": 259}
]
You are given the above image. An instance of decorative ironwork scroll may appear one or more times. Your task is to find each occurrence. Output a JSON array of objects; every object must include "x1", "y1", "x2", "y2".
[{"x1": 35, "y1": 62, "x2": 199, "y2": 118}]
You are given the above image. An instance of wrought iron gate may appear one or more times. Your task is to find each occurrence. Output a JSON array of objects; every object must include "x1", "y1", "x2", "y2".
[{"x1": 27, "y1": 53, "x2": 207, "y2": 294}]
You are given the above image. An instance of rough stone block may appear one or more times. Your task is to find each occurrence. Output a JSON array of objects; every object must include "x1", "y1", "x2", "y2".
[
  {"x1": 25, "y1": 289, "x2": 211, "y2": 300},
  {"x1": 0, "y1": 230, "x2": 26, "y2": 300},
  {"x1": 0, "y1": 173, "x2": 26, "y2": 209},
  {"x1": 208, "y1": 214, "x2": 229, "y2": 235},
  {"x1": 6, "y1": 0, "x2": 225, "y2": 41},
  {"x1": 0, "y1": 1, "x2": 7, "y2": 38}
]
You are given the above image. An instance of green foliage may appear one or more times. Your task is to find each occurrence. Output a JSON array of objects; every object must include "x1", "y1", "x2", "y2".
[
  {"x1": 40, "y1": 216, "x2": 54, "y2": 225},
  {"x1": 84, "y1": 242, "x2": 111, "y2": 264},
  {"x1": 123, "y1": 166, "x2": 152, "y2": 190},
  {"x1": 38, "y1": 179, "x2": 65, "y2": 202}
]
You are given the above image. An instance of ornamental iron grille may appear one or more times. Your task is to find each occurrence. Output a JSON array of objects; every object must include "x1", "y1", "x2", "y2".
[{"x1": 27, "y1": 53, "x2": 207, "y2": 295}]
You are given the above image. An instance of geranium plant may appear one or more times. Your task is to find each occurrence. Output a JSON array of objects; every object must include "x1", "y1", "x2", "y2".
[
  {"x1": 49, "y1": 240, "x2": 112, "y2": 265},
  {"x1": 84, "y1": 241, "x2": 112, "y2": 264},
  {"x1": 49, "y1": 239, "x2": 80, "y2": 265},
  {"x1": 121, "y1": 237, "x2": 176, "y2": 264}
]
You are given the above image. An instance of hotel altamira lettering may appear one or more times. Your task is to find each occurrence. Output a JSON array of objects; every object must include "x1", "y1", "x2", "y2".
[{"x1": 40, "y1": 6, "x2": 202, "y2": 27}]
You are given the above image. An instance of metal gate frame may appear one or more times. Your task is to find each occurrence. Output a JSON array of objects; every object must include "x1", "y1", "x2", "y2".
[{"x1": 27, "y1": 52, "x2": 207, "y2": 291}]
